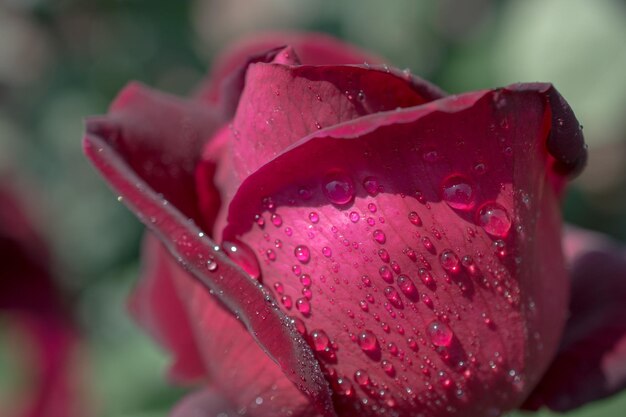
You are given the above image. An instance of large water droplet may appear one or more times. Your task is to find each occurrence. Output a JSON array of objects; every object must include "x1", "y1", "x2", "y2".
[
  {"x1": 310, "y1": 329, "x2": 330, "y2": 352},
  {"x1": 439, "y1": 249, "x2": 460, "y2": 274},
  {"x1": 441, "y1": 175, "x2": 475, "y2": 210},
  {"x1": 373, "y1": 229, "x2": 386, "y2": 244},
  {"x1": 322, "y1": 172, "x2": 355, "y2": 205},
  {"x1": 358, "y1": 330, "x2": 380, "y2": 353},
  {"x1": 477, "y1": 202, "x2": 511, "y2": 237},
  {"x1": 397, "y1": 274, "x2": 418, "y2": 298},
  {"x1": 427, "y1": 320, "x2": 453, "y2": 347},
  {"x1": 296, "y1": 297, "x2": 311, "y2": 316},
  {"x1": 294, "y1": 245, "x2": 311, "y2": 263},
  {"x1": 223, "y1": 240, "x2": 261, "y2": 280},
  {"x1": 354, "y1": 369, "x2": 370, "y2": 387}
]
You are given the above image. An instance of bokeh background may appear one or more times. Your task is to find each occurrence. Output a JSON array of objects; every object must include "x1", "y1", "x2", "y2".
[{"x1": 0, "y1": 0, "x2": 625, "y2": 416}]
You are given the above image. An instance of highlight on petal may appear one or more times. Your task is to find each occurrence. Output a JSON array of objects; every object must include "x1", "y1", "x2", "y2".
[
  {"x1": 221, "y1": 84, "x2": 583, "y2": 416},
  {"x1": 83, "y1": 130, "x2": 335, "y2": 416},
  {"x1": 522, "y1": 226, "x2": 626, "y2": 411}
]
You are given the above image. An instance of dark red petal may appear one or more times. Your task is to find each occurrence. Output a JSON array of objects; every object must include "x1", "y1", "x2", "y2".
[
  {"x1": 0, "y1": 183, "x2": 84, "y2": 417},
  {"x1": 221, "y1": 85, "x2": 582, "y2": 416},
  {"x1": 129, "y1": 234, "x2": 207, "y2": 383},
  {"x1": 152, "y1": 237, "x2": 323, "y2": 417},
  {"x1": 522, "y1": 227, "x2": 626, "y2": 411},
  {"x1": 83, "y1": 133, "x2": 335, "y2": 417},
  {"x1": 86, "y1": 82, "x2": 221, "y2": 226},
  {"x1": 195, "y1": 32, "x2": 386, "y2": 111},
  {"x1": 227, "y1": 62, "x2": 445, "y2": 184}
]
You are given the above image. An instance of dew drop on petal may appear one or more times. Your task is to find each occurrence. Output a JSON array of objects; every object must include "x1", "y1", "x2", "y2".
[
  {"x1": 363, "y1": 177, "x2": 379, "y2": 195},
  {"x1": 309, "y1": 211, "x2": 320, "y2": 223},
  {"x1": 349, "y1": 211, "x2": 360, "y2": 223},
  {"x1": 271, "y1": 213, "x2": 283, "y2": 227},
  {"x1": 379, "y1": 266, "x2": 394, "y2": 283},
  {"x1": 439, "y1": 249, "x2": 460, "y2": 274},
  {"x1": 310, "y1": 329, "x2": 330, "y2": 352},
  {"x1": 300, "y1": 274, "x2": 312, "y2": 287},
  {"x1": 368, "y1": 203, "x2": 377, "y2": 213},
  {"x1": 397, "y1": 274, "x2": 417, "y2": 298},
  {"x1": 408, "y1": 211, "x2": 422, "y2": 226},
  {"x1": 477, "y1": 202, "x2": 511, "y2": 237},
  {"x1": 206, "y1": 259, "x2": 218, "y2": 272},
  {"x1": 322, "y1": 247, "x2": 332, "y2": 258},
  {"x1": 441, "y1": 175, "x2": 475, "y2": 210},
  {"x1": 296, "y1": 298, "x2": 311, "y2": 316},
  {"x1": 354, "y1": 369, "x2": 370, "y2": 387},
  {"x1": 358, "y1": 330, "x2": 380, "y2": 353},
  {"x1": 427, "y1": 320, "x2": 453, "y2": 347},
  {"x1": 294, "y1": 245, "x2": 311, "y2": 263},
  {"x1": 384, "y1": 287, "x2": 403, "y2": 308},
  {"x1": 322, "y1": 172, "x2": 355, "y2": 205},
  {"x1": 223, "y1": 240, "x2": 261, "y2": 280},
  {"x1": 381, "y1": 359, "x2": 395, "y2": 375},
  {"x1": 373, "y1": 229, "x2": 386, "y2": 244}
]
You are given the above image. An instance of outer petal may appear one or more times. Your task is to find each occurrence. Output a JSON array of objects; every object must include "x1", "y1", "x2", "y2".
[
  {"x1": 129, "y1": 235, "x2": 206, "y2": 383},
  {"x1": 221, "y1": 85, "x2": 584, "y2": 416},
  {"x1": 86, "y1": 82, "x2": 221, "y2": 226},
  {"x1": 83, "y1": 126, "x2": 335, "y2": 416},
  {"x1": 522, "y1": 226, "x2": 626, "y2": 411},
  {"x1": 141, "y1": 234, "x2": 321, "y2": 417}
]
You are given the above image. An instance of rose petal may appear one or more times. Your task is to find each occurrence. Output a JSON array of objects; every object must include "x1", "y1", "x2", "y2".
[
  {"x1": 195, "y1": 31, "x2": 387, "y2": 113},
  {"x1": 221, "y1": 85, "x2": 582, "y2": 416},
  {"x1": 522, "y1": 227, "x2": 626, "y2": 411},
  {"x1": 170, "y1": 387, "x2": 237, "y2": 417},
  {"x1": 0, "y1": 183, "x2": 84, "y2": 417},
  {"x1": 129, "y1": 234, "x2": 207, "y2": 383},
  {"x1": 144, "y1": 235, "x2": 322, "y2": 417},
  {"x1": 228, "y1": 60, "x2": 445, "y2": 182},
  {"x1": 83, "y1": 132, "x2": 335, "y2": 416},
  {"x1": 86, "y1": 82, "x2": 221, "y2": 226}
]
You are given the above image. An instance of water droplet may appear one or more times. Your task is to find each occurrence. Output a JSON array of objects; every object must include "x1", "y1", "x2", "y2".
[
  {"x1": 349, "y1": 211, "x2": 360, "y2": 223},
  {"x1": 381, "y1": 359, "x2": 395, "y2": 375},
  {"x1": 373, "y1": 229, "x2": 386, "y2": 244},
  {"x1": 477, "y1": 202, "x2": 511, "y2": 237},
  {"x1": 223, "y1": 240, "x2": 261, "y2": 280},
  {"x1": 358, "y1": 330, "x2": 379, "y2": 352},
  {"x1": 322, "y1": 172, "x2": 355, "y2": 205},
  {"x1": 300, "y1": 274, "x2": 312, "y2": 287},
  {"x1": 294, "y1": 245, "x2": 311, "y2": 263},
  {"x1": 271, "y1": 213, "x2": 283, "y2": 227},
  {"x1": 418, "y1": 268, "x2": 434, "y2": 287},
  {"x1": 336, "y1": 377, "x2": 354, "y2": 397},
  {"x1": 379, "y1": 266, "x2": 394, "y2": 283},
  {"x1": 427, "y1": 320, "x2": 453, "y2": 347},
  {"x1": 321, "y1": 247, "x2": 332, "y2": 258},
  {"x1": 296, "y1": 298, "x2": 311, "y2": 316},
  {"x1": 422, "y1": 237, "x2": 434, "y2": 252},
  {"x1": 378, "y1": 249, "x2": 390, "y2": 263},
  {"x1": 273, "y1": 282, "x2": 284, "y2": 295},
  {"x1": 308, "y1": 211, "x2": 320, "y2": 224},
  {"x1": 266, "y1": 249, "x2": 277, "y2": 261},
  {"x1": 439, "y1": 250, "x2": 460, "y2": 274},
  {"x1": 281, "y1": 295, "x2": 293, "y2": 309},
  {"x1": 408, "y1": 211, "x2": 422, "y2": 226},
  {"x1": 310, "y1": 329, "x2": 330, "y2": 351},
  {"x1": 298, "y1": 187, "x2": 313, "y2": 200},
  {"x1": 441, "y1": 175, "x2": 475, "y2": 210},
  {"x1": 354, "y1": 369, "x2": 370, "y2": 387},
  {"x1": 363, "y1": 177, "x2": 379, "y2": 195},
  {"x1": 397, "y1": 275, "x2": 418, "y2": 298},
  {"x1": 205, "y1": 258, "x2": 218, "y2": 271},
  {"x1": 384, "y1": 287, "x2": 403, "y2": 308},
  {"x1": 368, "y1": 203, "x2": 377, "y2": 213}
]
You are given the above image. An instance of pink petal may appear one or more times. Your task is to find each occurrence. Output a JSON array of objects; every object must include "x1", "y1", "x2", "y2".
[
  {"x1": 228, "y1": 60, "x2": 445, "y2": 183},
  {"x1": 129, "y1": 234, "x2": 207, "y2": 383},
  {"x1": 522, "y1": 226, "x2": 626, "y2": 411},
  {"x1": 148, "y1": 236, "x2": 323, "y2": 417},
  {"x1": 86, "y1": 82, "x2": 221, "y2": 226},
  {"x1": 221, "y1": 84, "x2": 584, "y2": 416},
  {"x1": 83, "y1": 129, "x2": 335, "y2": 416},
  {"x1": 195, "y1": 31, "x2": 387, "y2": 114}
]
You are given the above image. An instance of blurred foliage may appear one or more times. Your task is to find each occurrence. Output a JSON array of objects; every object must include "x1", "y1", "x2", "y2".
[{"x1": 0, "y1": 0, "x2": 624, "y2": 416}]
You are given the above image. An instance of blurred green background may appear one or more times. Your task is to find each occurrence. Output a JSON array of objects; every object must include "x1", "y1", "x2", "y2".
[{"x1": 0, "y1": 0, "x2": 625, "y2": 416}]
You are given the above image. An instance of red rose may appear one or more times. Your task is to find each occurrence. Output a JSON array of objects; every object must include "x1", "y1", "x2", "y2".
[
  {"x1": 84, "y1": 33, "x2": 624, "y2": 417},
  {"x1": 0, "y1": 180, "x2": 84, "y2": 417}
]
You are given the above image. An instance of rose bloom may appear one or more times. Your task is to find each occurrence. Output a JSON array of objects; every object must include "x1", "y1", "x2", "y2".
[
  {"x1": 0, "y1": 180, "x2": 83, "y2": 417},
  {"x1": 83, "y1": 33, "x2": 625, "y2": 417}
]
